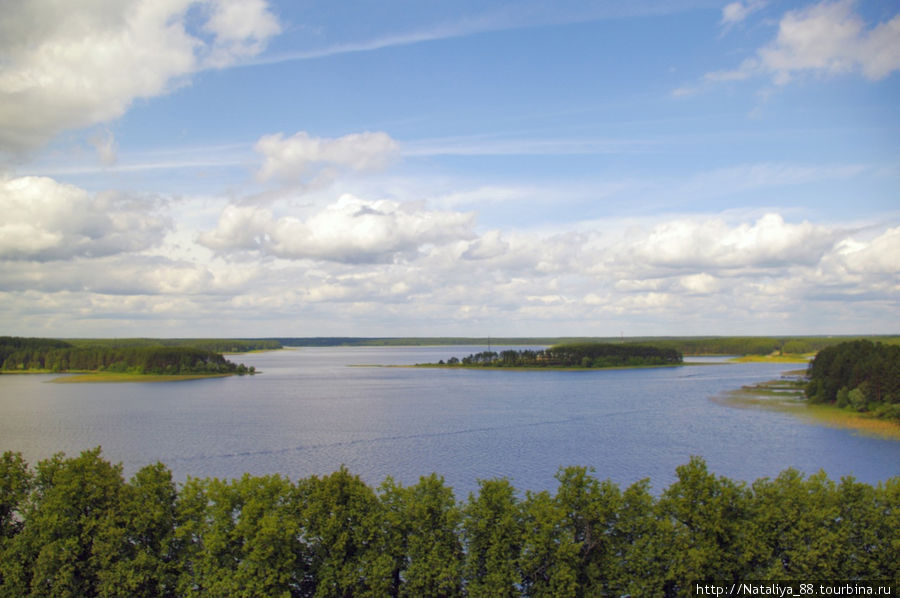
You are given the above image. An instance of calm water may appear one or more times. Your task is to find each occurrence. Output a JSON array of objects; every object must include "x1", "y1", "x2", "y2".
[{"x1": 1, "y1": 346, "x2": 897, "y2": 496}]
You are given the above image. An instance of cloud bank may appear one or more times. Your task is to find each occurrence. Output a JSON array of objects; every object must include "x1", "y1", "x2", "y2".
[
  {"x1": 2, "y1": 165, "x2": 894, "y2": 335},
  {"x1": 0, "y1": 0, "x2": 280, "y2": 157}
]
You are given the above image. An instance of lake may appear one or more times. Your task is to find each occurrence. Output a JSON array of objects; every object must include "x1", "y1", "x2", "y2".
[{"x1": 1, "y1": 346, "x2": 897, "y2": 496}]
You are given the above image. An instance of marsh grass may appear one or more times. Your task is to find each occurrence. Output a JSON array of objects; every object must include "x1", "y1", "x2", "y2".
[
  {"x1": 50, "y1": 372, "x2": 232, "y2": 383},
  {"x1": 716, "y1": 377, "x2": 900, "y2": 441},
  {"x1": 729, "y1": 354, "x2": 813, "y2": 364}
]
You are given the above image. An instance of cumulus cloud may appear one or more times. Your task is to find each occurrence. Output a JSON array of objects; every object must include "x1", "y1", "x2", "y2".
[
  {"x1": 758, "y1": 0, "x2": 900, "y2": 84},
  {"x1": 0, "y1": 176, "x2": 170, "y2": 261},
  {"x1": 615, "y1": 213, "x2": 837, "y2": 272},
  {"x1": 202, "y1": 0, "x2": 282, "y2": 67},
  {"x1": 199, "y1": 195, "x2": 474, "y2": 263},
  {"x1": 0, "y1": 0, "x2": 280, "y2": 156},
  {"x1": 255, "y1": 131, "x2": 399, "y2": 183},
  {"x1": 682, "y1": 0, "x2": 900, "y2": 95},
  {"x1": 820, "y1": 227, "x2": 900, "y2": 277}
]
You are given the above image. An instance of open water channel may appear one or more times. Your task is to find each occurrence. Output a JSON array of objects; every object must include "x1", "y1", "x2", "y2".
[{"x1": 1, "y1": 346, "x2": 897, "y2": 495}]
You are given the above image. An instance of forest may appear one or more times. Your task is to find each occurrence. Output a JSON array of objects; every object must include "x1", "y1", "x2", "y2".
[
  {"x1": 275, "y1": 335, "x2": 900, "y2": 355},
  {"x1": 424, "y1": 342, "x2": 683, "y2": 368},
  {"x1": 0, "y1": 337, "x2": 256, "y2": 375},
  {"x1": 66, "y1": 338, "x2": 282, "y2": 353},
  {"x1": 0, "y1": 449, "x2": 896, "y2": 597},
  {"x1": 805, "y1": 340, "x2": 900, "y2": 421}
]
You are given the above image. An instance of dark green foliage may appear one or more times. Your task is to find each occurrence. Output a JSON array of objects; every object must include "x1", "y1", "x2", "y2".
[
  {"x1": 380, "y1": 474, "x2": 463, "y2": 598},
  {"x1": 656, "y1": 457, "x2": 753, "y2": 593},
  {"x1": 1, "y1": 447, "x2": 125, "y2": 597},
  {"x1": 0, "y1": 450, "x2": 897, "y2": 597},
  {"x1": 463, "y1": 479, "x2": 523, "y2": 597},
  {"x1": 0, "y1": 337, "x2": 256, "y2": 375},
  {"x1": 428, "y1": 343, "x2": 682, "y2": 368},
  {"x1": 93, "y1": 463, "x2": 180, "y2": 597},
  {"x1": 67, "y1": 338, "x2": 282, "y2": 353},
  {"x1": 805, "y1": 340, "x2": 900, "y2": 420},
  {"x1": 301, "y1": 467, "x2": 393, "y2": 597}
]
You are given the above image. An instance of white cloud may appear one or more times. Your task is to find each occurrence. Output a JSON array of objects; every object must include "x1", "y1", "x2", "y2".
[
  {"x1": 758, "y1": 0, "x2": 900, "y2": 84},
  {"x1": 0, "y1": 176, "x2": 895, "y2": 335},
  {"x1": 679, "y1": 272, "x2": 719, "y2": 294},
  {"x1": 255, "y1": 131, "x2": 399, "y2": 183},
  {"x1": 820, "y1": 226, "x2": 900, "y2": 276},
  {"x1": 199, "y1": 194, "x2": 474, "y2": 263},
  {"x1": 462, "y1": 230, "x2": 510, "y2": 260},
  {"x1": 202, "y1": 0, "x2": 282, "y2": 67},
  {"x1": 0, "y1": 176, "x2": 170, "y2": 261},
  {"x1": 721, "y1": 0, "x2": 767, "y2": 28},
  {"x1": 685, "y1": 0, "x2": 900, "y2": 93},
  {"x1": 616, "y1": 213, "x2": 837, "y2": 272},
  {"x1": 0, "y1": 0, "x2": 280, "y2": 157}
]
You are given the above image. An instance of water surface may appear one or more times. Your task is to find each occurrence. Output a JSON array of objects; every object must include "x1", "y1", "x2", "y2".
[{"x1": 1, "y1": 346, "x2": 897, "y2": 495}]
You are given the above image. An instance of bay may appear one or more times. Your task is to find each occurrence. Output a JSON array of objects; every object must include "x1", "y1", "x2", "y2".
[{"x1": 1, "y1": 345, "x2": 897, "y2": 496}]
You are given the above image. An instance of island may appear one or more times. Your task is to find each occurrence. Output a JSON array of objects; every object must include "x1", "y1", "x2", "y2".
[
  {"x1": 417, "y1": 342, "x2": 683, "y2": 369},
  {"x1": 0, "y1": 336, "x2": 262, "y2": 380}
]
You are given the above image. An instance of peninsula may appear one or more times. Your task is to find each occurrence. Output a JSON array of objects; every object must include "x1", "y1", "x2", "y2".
[{"x1": 0, "y1": 336, "x2": 260, "y2": 380}]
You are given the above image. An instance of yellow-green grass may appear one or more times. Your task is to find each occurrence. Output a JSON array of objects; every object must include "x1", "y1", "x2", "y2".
[
  {"x1": 50, "y1": 372, "x2": 233, "y2": 383},
  {"x1": 409, "y1": 363, "x2": 687, "y2": 371},
  {"x1": 729, "y1": 353, "x2": 814, "y2": 363},
  {"x1": 716, "y1": 380, "x2": 900, "y2": 441}
]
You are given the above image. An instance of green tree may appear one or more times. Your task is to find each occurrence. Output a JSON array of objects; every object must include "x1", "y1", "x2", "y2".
[
  {"x1": 615, "y1": 479, "x2": 669, "y2": 597},
  {"x1": 747, "y1": 469, "x2": 841, "y2": 579},
  {"x1": 656, "y1": 457, "x2": 752, "y2": 596},
  {"x1": 380, "y1": 474, "x2": 463, "y2": 598},
  {"x1": 0, "y1": 452, "x2": 33, "y2": 595},
  {"x1": 553, "y1": 466, "x2": 624, "y2": 596},
  {"x1": 518, "y1": 489, "x2": 578, "y2": 597},
  {"x1": 175, "y1": 474, "x2": 305, "y2": 597},
  {"x1": 301, "y1": 467, "x2": 392, "y2": 598},
  {"x1": 0, "y1": 452, "x2": 31, "y2": 541},
  {"x1": 873, "y1": 477, "x2": 900, "y2": 584},
  {"x1": 93, "y1": 462, "x2": 179, "y2": 598},
  {"x1": 463, "y1": 478, "x2": 523, "y2": 598},
  {"x1": 1, "y1": 448, "x2": 124, "y2": 598}
]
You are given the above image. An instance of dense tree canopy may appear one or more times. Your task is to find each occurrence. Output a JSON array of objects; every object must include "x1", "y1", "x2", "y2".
[
  {"x1": 806, "y1": 340, "x2": 900, "y2": 421},
  {"x1": 0, "y1": 450, "x2": 896, "y2": 597},
  {"x1": 0, "y1": 337, "x2": 256, "y2": 375},
  {"x1": 426, "y1": 343, "x2": 682, "y2": 368}
]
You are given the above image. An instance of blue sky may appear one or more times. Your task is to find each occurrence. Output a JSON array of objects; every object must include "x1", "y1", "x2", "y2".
[{"x1": 1, "y1": 0, "x2": 898, "y2": 337}]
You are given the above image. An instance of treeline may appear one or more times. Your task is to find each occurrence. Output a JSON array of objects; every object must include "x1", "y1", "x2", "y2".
[
  {"x1": 429, "y1": 343, "x2": 682, "y2": 368},
  {"x1": 0, "y1": 450, "x2": 896, "y2": 598},
  {"x1": 0, "y1": 337, "x2": 255, "y2": 375},
  {"x1": 806, "y1": 340, "x2": 900, "y2": 421},
  {"x1": 272, "y1": 336, "x2": 900, "y2": 355},
  {"x1": 636, "y1": 336, "x2": 899, "y2": 356},
  {"x1": 68, "y1": 338, "x2": 282, "y2": 353}
]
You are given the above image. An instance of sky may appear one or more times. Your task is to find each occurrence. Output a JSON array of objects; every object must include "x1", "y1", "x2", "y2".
[{"x1": 0, "y1": 0, "x2": 898, "y2": 338}]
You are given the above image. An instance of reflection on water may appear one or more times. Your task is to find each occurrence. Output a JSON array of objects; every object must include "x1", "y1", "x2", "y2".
[{"x1": 1, "y1": 346, "x2": 897, "y2": 495}]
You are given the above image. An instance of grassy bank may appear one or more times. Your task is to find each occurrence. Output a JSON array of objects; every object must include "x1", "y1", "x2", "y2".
[
  {"x1": 716, "y1": 377, "x2": 900, "y2": 441},
  {"x1": 411, "y1": 363, "x2": 687, "y2": 371},
  {"x1": 50, "y1": 372, "x2": 234, "y2": 383},
  {"x1": 729, "y1": 353, "x2": 813, "y2": 363}
]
